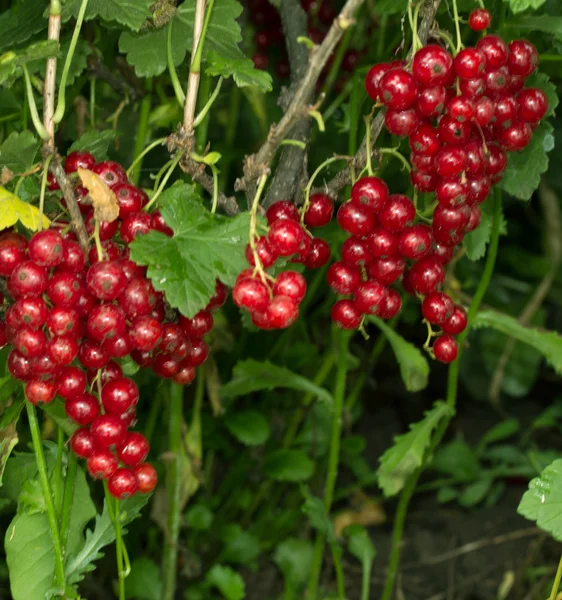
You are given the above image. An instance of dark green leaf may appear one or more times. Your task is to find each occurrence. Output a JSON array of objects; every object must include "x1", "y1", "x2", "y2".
[
  {"x1": 378, "y1": 401, "x2": 454, "y2": 496},
  {"x1": 220, "y1": 359, "x2": 333, "y2": 404},
  {"x1": 431, "y1": 439, "x2": 480, "y2": 481},
  {"x1": 501, "y1": 121, "x2": 555, "y2": 200},
  {"x1": 0, "y1": 0, "x2": 49, "y2": 54},
  {"x1": 69, "y1": 131, "x2": 118, "y2": 161},
  {"x1": 463, "y1": 210, "x2": 491, "y2": 261},
  {"x1": 220, "y1": 524, "x2": 260, "y2": 565},
  {"x1": 436, "y1": 486, "x2": 458, "y2": 504},
  {"x1": 478, "y1": 419, "x2": 520, "y2": 450},
  {"x1": 206, "y1": 51, "x2": 272, "y2": 91},
  {"x1": 62, "y1": 0, "x2": 153, "y2": 31},
  {"x1": 223, "y1": 410, "x2": 271, "y2": 446},
  {"x1": 507, "y1": 14, "x2": 562, "y2": 37},
  {"x1": 459, "y1": 476, "x2": 493, "y2": 507},
  {"x1": 472, "y1": 310, "x2": 562, "y2": 375},
  {"x1": 126, "y1": 558, "x2": 162, "y2": 600},
  {"x1": 206, "y1": 564, "x2": 246, "y2": 600},
  {"x1": 263, "y1": 449, "x2": 314, "y2": 482},
  {"x1": 0, "y1": 378, "x2": 23, "y2": 486},
  {"x1": 273, "y1": 538, "x2": 314, "y2": 586},
  {"x1": 0, "y1": 131, "x2": 39, "y2": 173},
  {"x1": 518, "y1": 459, "x2": 562, "y2": 540},
  {"x1": 301, "y1": 488, "x2": 336, "y2": 543},
  {"x1": 347, "y1": 525, "x2": 376, "y2": 565},
  {"x1": 369, "y1": 317, "x2": 429, "y2": 392},
  {"x1": 506, "y1": 0, "x2": 546, "y2": 13},
  {"x1": 129, "y1": 183, "x2": 249, "y2": 318},
  {"x1": 185, "y1": 505, "x2": 214, "y2": 531}
]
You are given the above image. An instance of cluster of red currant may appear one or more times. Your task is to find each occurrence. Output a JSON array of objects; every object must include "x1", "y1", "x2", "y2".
[
  {"x1": 233, "y1": 196, "x2": 333, "y2": 329},
  {"x1": 0, "y1": 152, "x2": 224, "y2": 497},
  {"x1": 329, "y1": 10, "x2": 547, "y2": 363}
]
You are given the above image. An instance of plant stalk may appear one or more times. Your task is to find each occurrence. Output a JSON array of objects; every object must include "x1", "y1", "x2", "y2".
[
  {"x1": 549, "y1": 554, "x2": 562, "y2": 600},
  {"x1": 43, "y1": 0, "x2": 61, "y2": 150},
  {"x1": 60, "y1": 450, "x2": 78, "y2": 550},
  {"x1": 131, "y1": 79, "x2": 153, "y2": 186}
]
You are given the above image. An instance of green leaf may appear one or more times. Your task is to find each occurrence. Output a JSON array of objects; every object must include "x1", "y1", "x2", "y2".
[
  {"x1": 69, "y1": 130, "x2": 117, "y2": 161},
  {"x1": 472, "y1": 310, "x2": 562, "y2": 375},
  {"x1": 0, "y1": 131, "x2": 39, "y2": 173},
  {"x1": 0, "y1": 0, "x2": 50, "y2": 54},
  {"x1": 129, "y1": 183, "x2": 249, "y2": 317},
  {"x1": 273, "y1": 538, "x2": 314, "y2": 587},
  {"x1": 5, "y1": 464, "x2": 96, "y2": 600},
  {"x1": 263, "y1": 449, "x2": 314, "y2": 482},
  {"x1": 526, "y1": 72, "x2": 559, "y2": 118},
  {"x1": 478, "y1": 419, "x2": 520, "y2": 449},
  {"x1": 378, "y1": 401, "x2": 454, "y2": 497},
  {"x1": 301, "y1": 487, "x2": 336, "y2": 543},
  {"x1": 369, "y1": 317, "x2": 430, "y2": 392},
  {"x1": 347, "y1": 525, "x2": 376, "y2": 565},
  {"x1": 507, "y1": 15, "x2": 562, "y2": 38},
  {"x1": 501, "y1": 121, "x2": 554, "y2": 200},
  {"x1": 62, "y1": 0, "x2": 153, "y2": 31},
  {"x1": 223, "y1": 410, "x2": 271, "y2": 446},
  {"x1": 206, "y1": 51, "x2": 273, "y2": 92},
  {"x1": 0, "y1": 379, "x2": 23, "y2": 487},
  {"x1": 126, "y1": 558, "x2": 162, "y2": 600},
  {"x1": 459, "y1": 476, "x2": 493, "y2": 507},
  {"x1": 463, "y1": 209, "x2": 491, "y2": 261},
  {"x1": 436, "y1": 486, "x2": 458, "y2": 504},
  {"x1": 206, "y1": 564, "x2": 246, "y2": 600},
  {"x1": 505, "y1": 0, "x2": 546, "y2": 13},
  {"x1": 185, "y1": 504, "x2": 214, "y2": 531},
  {"x1": 119, "y1": 0, "x2": 272, "y2": 91},
  {"x1": 220, "y1": 360, "x2": 333, "y2": 404},
  {"x1": 37, "y1": 39, "x2": 89, "y2": 87},
  {"x1": 374, "y1": 0, "x2": 408, "y2": 14},
  {"x1": 518, "y1": 459, "x2": 562, "y2": 540},
  {"x1": 220, "y1": 524, "x2": 261, "y2": 565},
  {"x1": 431, "y1": 439, "x2": 480, "y2": 481},
  {"x1": 0, "y1": 186, "x2": 51, "y2": 232},
  {"x1": 0, "y1": 40, "x2": 60, "y2": 86}
]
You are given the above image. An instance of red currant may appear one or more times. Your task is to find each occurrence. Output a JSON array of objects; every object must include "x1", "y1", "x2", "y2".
[
  {"x1": 468, "y1": 8, "x2": 491, "y2": 31},
  {"x1": 304, "y1": 194, "x2": 334, "y2": 227},
  {"x1": 87, "y1": 450, "x2": 119, "y2": 479},
  {"x1": 117, "y1": 432, "x2": 149, "y2": 467},
  {"x1": 433, "y1": 335, "x2": 459, "y2": 363},
  {"x1": 331, "y1": 299, "x2": 362, "y2": 329}
]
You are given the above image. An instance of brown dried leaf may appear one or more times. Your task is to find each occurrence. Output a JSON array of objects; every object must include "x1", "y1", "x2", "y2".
[
  {"x1": 77, "y1": 168, "x2": 119, "y2": 223},
  {"x1": 1, "y1": 167, "x2": 14, "y2": 185},
  {"x1": 333, "y1": 491, "x2": 386, "y2": 538}
]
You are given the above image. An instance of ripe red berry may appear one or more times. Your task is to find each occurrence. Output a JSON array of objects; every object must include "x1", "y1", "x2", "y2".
[
  {"x1": 354, "y1": 280, "x2": 388, "y2": 315},
  {"x1": 101, "y1": 376, "x2": 139, "y2": 415},
  {"x1": 245, "y1": 236, "x2": 277, "y2": 268},
  {"x1": 367, "y1": 227, "x2": 399, "y2": 258},
  {"x1": 467, "y1": 176, "x2": 491, "y2": 205},
  {"x1": 46, "y1": 271, "x2": 83, "y2": 307},
  {"x1": 7, "y1": 349, "x2": 32, "y2": 381},
  {"x1": 379, "y1": 69, "x2": 419, "y2": 110},
  {"x1": 398, "y1": 224, "x2": 433, "y2": 259},
  {"x1": 25, "y1": 380, "x2": 56, "y2": 405},
  {"x1": 304, "y1": 194, "x2": 334, "y2": 227},
  {"x1": 266, "y1": 201, "x2": 299, "y2": 224},
  {"x1": 468, "y1": 8, "x2": 491, "y2": 31},
  {"x1": 411, "y1": 169, "x2": 439, "y2": 193},
  {"x1": 442, "y1": 305, "x2": 468, "y2": 335},
  {"x1": 46, "y1": 334, "x2": 79, "y2": 365},
  {"x1": 9, "y1": 261, "x2": 48, "y2": 298},
  {"x1": 412, "y1": 45, "x2": 454, "y2": 86},
  {"x1": 416, "y1": 85, "x2": 448, "y2": 118},
  {"x1": 477, "y1": 35, "x2": 509, "y2": 70},
  {"x1": 87, "y1": 450, "x2": 119, "y2": 479},
  {"x1": 377, "y1": 288, "x2": 403, "y2": 320},
  {"x1": 435, "y1": 147, "x2": 467, "y2": 179},
  {"x1": 152, "y1": 354, "x2": 180, "y2": 378},
  {"x1": 11, "y1": 297, "x2": 49, "y2": 329},
  {"x1": 429, "y1": 243, "x2": 455, "y2": 265},
  {"x1": 14, "y1": 326, "x2": 46, "y2": 358},
  {"x1": 29, "y1": 229, "x2": 64, "y2": 267},
  {"x1": 91, "y1": 414, "x2": 127, "y2": 449},
  {"x1": 266, "y1": 295, "x2": 299, "y2": 329},
  {"x1": 485, "y1": 144, "x2": 508, "y2": 179},
  {"x1": 66, "y1": 393, "x2": 100, "y2": 425},
  {"x1": 129, "y1": 316, "x2": 162, "y2": 351},
  {"x1": 0, "y1": 232, "x2": 28, "y2": 277},
  {"x1": 465, "y1": 206, "x2": 482, "y2": 233},
  {"x1": 453, "y1": 48, "x2": 486, "y2": 79},
  {"x1": 267, "y1": 219, "x2": 304, "y2": 256},
  {"x1": 331, "y1": 299, "x2": 362, "y2": 329},
  {"x1": 422, "y1": 292, "x2": 454, "y2": 325},
  {"x1": 474, "y1": 97, "x2": 495, "y2": 127},
  {"x1": 409, "y1": 123, "x2": 441, "y2": 156},
  {"x1": 272, "y1": 271, "x2": 307, "y2": 303},
  {"x1": 179, "y1": 310, "x2": 213, "y2": 338},
  {"x1": 438, "y1": 115, "x2": 472, "y2": 146},
  {"x1": 87, "y1": 304, "x2": 126, "y2": 342},
  {"x1": 151, "y1": 210, "x2": 173, "y2": 236},
  {"x1": 86, "y1": 260, "x2": 127, "y2": 300},
  {"x1": 409, "y1": 257, "x2": 445, "y2": 294},
  {"x1": 70, "y1": 428, "x2": 95, "y2": 459},
  {"x1": 500, "y1": 121, "x2": 532, "y2": 151},
  {"x1": 303, "y1": 238, "x2": 331, "y2": 268},
  {"x1": 508, "y1": 40, "x2": 538, "y2": 77},
  {"x1": 85, "y1": 211, "x2": 120, "y2": 241},
  {"x1": 233, "y1": 277, "x2": 270, "y2": 312},
  {"x1": 367, "y1": 255, "x2": 405, "y2": 286},
  {"x1": 60, "y1": 239, "x2": 86, "y2": 273},
  {"x1": 108, "y1": 468, "x2": 139, "y2": 499},
  {"x1": 433, "y1": 335, "x2": 459, "y2": 363},
  {"x1": 379, "y1": 194, "x2": 415, "y2": 232},
  {"x1": 337, "y1": 202, "x2": 376, "y2": 235},
  {"x1": 113, "y1": 183, "x2": 147, "y2": 216},
  {"x1": 174, "y1": 361, "x2": 197, "y2": 385},
  {"x1": 117, "y1": 432, "x2": 150, "y2": 467},
  {"x1": 92, "y1": 160, "x2": 127, "y2": 188},
  {"x1": 64, "y1": 151, "x2": 96, "y2": 173},
  {"x1": 121, "y1": 278, "x2": 158, "y2": 318},
  {"x1": 134, "y1": 463, "x2": 158, "y2": 493},
  {"x1": 384, "y1": 108, "x2": 421, "y2": 136},
  {"x1": 120, "y1": 211, "x2": 154, "y2": 244},
  {"x1": 436, "y1": 180, "x2": 468, "y2": 208},
  {"x1": 459, "y1": 77, "x2": 485, "y2": 98},
  {"x1": 517, "y1": 88, "x2": 548, "y2": 123},
  {"x1": 327, "y1": 262, "x2": 361, "y2": 295},
  {"x1": 365, "y1": 62, "x2": 392, "y2": 102},
  {"x1": 56, "y1": 366, "x2": 87, "y2": 399},
  {"x1": 79, "y1": 339, "x2": 110, "y2": 370}
]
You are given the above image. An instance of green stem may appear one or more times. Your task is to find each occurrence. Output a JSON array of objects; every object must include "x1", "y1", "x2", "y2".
[
  {"x1": 167, "y1": 20, "x2": 185, "y2": 106},
  {"x1": 361, "y1": 561, "x2": 372, "y2": 600},
  {"x1": 131, "y1": 79, "x2": 153, "y2": 186},
  {"x1": 127, "y1": 136, "x2": 166, "y2": 180},
  {"x1": 162, "y1": 382, "x2": 184, "y2": 600},
  {"x1": 90, "y1": 76, "x2": 96, "y2": 128},
  {"x1": 377, "y1": 148, "x2": 411, "y2": 172},
  {"x1": 191, "y1": 0, "x2": 216, "y2": 76},
  {"x1": 194, "y1": 73, "x2": 211, "y2": 152},
  {"x1": 114, "y1": 498, "x2": 126, "y2": 600},
  {"x1": 26, "y1": 401, "x2": 66, "y2": 593},
  {"x1": 60, "y1": 450, "x2": 77, "y2": 550},
  {"x1": 22, "y1": 65, "x2": 49, "y2": 140},
  {"x1": 331, "y1": 543, "x2": 346, "y2": 599},
  {"x1": 549, "y1": 555, "x2": 562, "y2": 600},
  {"x1": 193, "y1": 77, "x2": 222, "y2": 129},
  {"x1": 380, "y1": 189, "x2": 503, "y2": 600},
  {"x1": 301, "y1": 156, "x2": 348, "y2": 223},
  {"x1": 307, "y1": 329, "x2": 350, "y2": 600},
  {"x1": 144, "y1": 152, "x2": 183, "y2": 211},
  {"x1": 54, "y1": 426, "x2": 64, "y2": 517},
  {"x1": 39, "y1": 155, "x2": 53, "y2": 229},
  {"x1": 451, "y1": 0, "x2": 463, "y2": 54},
  {"x1": 53, "y1": 0, "x2": 90, "y2": 124}
]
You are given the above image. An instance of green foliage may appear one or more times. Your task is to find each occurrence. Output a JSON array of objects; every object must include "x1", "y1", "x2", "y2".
[
  {"x1": 186, "y1": 504, "x2": 214, "y2": 531},
  {"x1": 62, "y1": 0, "x2": 153, "y2": 31},
  {"x1": 369, "y1": 317, "x2": 429, "y2": 392},
  {"x1": 463, "y1": 210, "x2": 491, "y2": 261},
  {"x1": 220, "y1": 359, "x2": 333, "y2": 404},
  {"x1": 68, "y1": 130, "x2": 118, "y2": 161},
  {"x1": 301, "y1": 487, "x2": 336, "y2": 543},
  {"x1": 220, "y1": 524, "x2": 261, "y2": 565},
  {"x1": 223, "y1": 410, "x2": 271, "y2": 446},
  {"x1": 263, "y1": 449, "x2": 315, "y2": 482},
  {"x1": 505, "y1": 0, "x2": 547, "y2": 13},
  {"x1": 431, "y1": 439, "x2": 480, "y2": 481},
  {"x1": 126, "y1": 558, "x2": 162, "y2": 600},
  {"x1": 0, "y1": 0, "x2": 50, "y2": 54},
  {"x1": 0, "y1": 40, "x2": 59, "y2": 87},
  {"x1": 378, "y1": 401, "x2": 454, "y2": 496},
  {"x1": 274, "y1": 538, "x2": 314, "y2": 589},
  {"x1": 0, "y1": 131, "x2": 39, "y2": 173},
  {"x1": 206, "y1": 564, "x2": 246, "y2": 600},
  {"x1": 0, "y1": 379, "x2": 23, "y2": 487},
  {"x1": 518, "y1": 459, "x2": 562, "y2": 540},
  {"x1": 130, "y1": 183, "x2": 250, "y2": 317}
]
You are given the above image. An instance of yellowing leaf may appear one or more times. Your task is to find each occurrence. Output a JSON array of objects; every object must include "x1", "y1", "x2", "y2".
[
  {"x1": 77, "y1": 168, "x2": 119, "y2": 223},
  {"x1": 0, "y1": 186, "x2": 50, "y2": 231}
]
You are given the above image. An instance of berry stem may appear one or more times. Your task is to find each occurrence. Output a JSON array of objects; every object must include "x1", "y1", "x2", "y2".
[
  {"x1": 210, "y1": 163, "x2": 219, "y2": 214},
  {"x1": 451, "y1": 0, "x2": 463, "y2": 54},
  {"x1": 104, "y1": 484, "x2": 127, "y2": 600},
  {"x1": 307, "y1": 328, "x2": 351, "y2": 600},
  {"x1": 126, "y1": 136, "x2": 167, "y2": 180},
  {"x1": 90, "y1": 76, "x2": 96, "y2": 128},
  {"x1": 39, "y1": 154, "x2": 53, "y2": 230},
  {"x1": 144, "y1": 152, "x2": 184, "y2": 211},
  {"x1": 53, "y1": 0, "x2": 90, "y2": 124},
  {"x1": 59, "y1": 450, "x2": 78, "y2": 551},
  {"x1": 25, "y1": 400, "x2": 66, "y2": 593},
  {"x1": 22, "y1": 65, "x2": 49, "y2": 141},
  {"x1": 364, "y1": 115, "x2": 374, "y2": 176},
  {"x1": 167, "y1": 21, "x2": 186, "y2": 106},
  {"x1": 131, "y1": 79, "x2": 154, "y2": 186},
  {"x1": 549, "y1": 555, "x2": 562, "y2": 600},
  {"x1": 301, "y1": 156, "x2": 347, "y2": 224},
  {"x1": 407, "y1": 0, "x2": 422, "y2": 53},
  {"x1": 162, "y1": 382, "x2": 184, "y2": 600},
  {"x1": 54, "y1": 426, "x2": 65, "y2": 517},
  {"x1": 380, "y1": 188, "x2": 503, "y2": 600},
  {"x1": 377, "y1": 147, "x2": 412, "y2": 172},
  {"x1": 93, "y1": 220, "x2": 104, "y2": 262},
  {"x1": 249, "y1": 173, "x2": 273, "y2": 284},
  {"x1": 193, "y1": 76, "x2": 223, "y2": 129},
  {"x1": 43, "y1": 0, "x2": 61, "y2": 150}
]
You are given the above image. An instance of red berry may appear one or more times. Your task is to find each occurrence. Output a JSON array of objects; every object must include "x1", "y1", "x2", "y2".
[
  {"x1": 474, "y1": 97, "x2": 495, "y2": 126},
  {"x1": 484, "y1": 67, "x2": 510, "y2": 98},
  {"x1": 108, "y1": 468, "x2": 139, "y2": 499},
  {"x1": 365, "y1": 63, "x2": 391, "y2": 101},
  {"x1": 337, "y1": 202, "x2": 376, "y2": 235},
  {"x1": 85, "y1": 211, "x2": 119, "y2": 241},
  {"x1": 303, "y1": 238, "x2": 331, "y2": 268},
  {"x1": 366, "y1": 255, "x2": 405, "y2": 286},
  {"x1": 379, "y1": 69, "x2": 419, "y2": 110},
  {"x1": 327, "y1": 262, "x2": 361, "y2": 294},
  {"x1": 14, "y1": 326, "x2": 46, "y2": 358},
  {"x1": 517, "y1": 88, "x2": 548, "y2": 123},
  {"x1": 267, "y1": 219, "x2": 304, "y2": 256},
  {"x1": 25, "y1": 380, "x2": 56, "y2": 405},
  {"x1": 454, "y1": 48, "x2": 486, "y2": 79},
  {"x1": 0, "y1": 232, "x2": 28, "y2": 277},
  {"x1": 64, "y1": 151, "x2": 96, "y2": 173},
  {"x1": 447, "y1": 96, "x2": 474, "y2": 122},
  {"x1": 151, "y1": 210, "x2": 173, "y2": 236},
  {"x1": 29, "y1": 229, "x2": 64, "y2": 267},
  {"x1": 245, "y1": 236, "x2": 277, "y2": 268},
  {"x1": 87, "y1": 304, "x2": 126, "y2": 342},
  {"x1": 500, "y1": 121, "x2": 532, "y2": 151},
  {"x1": 9, "y1": 261, "x2": 48, "y2": 298},
  {"x1": 185, "y1": 338, "x2": 209, "y2": 366},
  {"x1": 70, "y1": 428, "x2": 95, "y2": 459},
  {"x1": 459, "y1": 77, "x2": 485, "y2": 98},
  {"x1": 47, "y1": 271, "x2": 83, "y2": 307},
  {"x1": 86, "y1": 260, "x2": 127, "y2": 300},
  {"x1": 87, "y1": 450, "x2": 119, "y2": 479},
  {"x1": 291, "y1": 233, "x2": 313, "y2": 263},
  {"x1": 354, "y1": 280, "x2": 388, "y2": 315},
  {"x1": 152, "y1": 354, "x2": 181, "y2": 378},
  {"x1": 436, "y1": 180, "x2": 468, "y2": 208},
  {"x1": 92, "y1": 160, "x2": 127, "y2": 188},
  {"x1": 60, "y1": 239, "x2": 86, "y2": 273},
  {"x1": 0, "y1": 321, "x2": 7, "y2": 349},
  {"x1": 7, "y1": 349, "x2": 32, "y2": 381},
  {"x1": 494, "y1": 96, "x2": 518, "y2": 128},
  {"x1": 266, "y1": 295, "x2": 299, "y2": 329},
  {"x1": 429, "y1": 243, "x2": 455, "y2": 264},
  {"x1": 412, "y1": 45, "x2": 454, "y2": 86},
  {"x1": 340, "y1": 236, "x2": 372, "y2": 270},
  {"x1": 409, "y1": 124, "x2": 441, "y2": 156},
  {"x1": 409, "y1": 257, "x2": 445, "y2": 294},
  {"x1": 174, "y1": 362, "x2": 197, "y2": 385},
  {"x1": 416, "y1": 85, "x2": 448, "y2": 118},
  {"x1": 467, "y1": 176, "x2": 491, "y2": 205},
  {"x1": 477, "y1": 35, "x2": 509, "y2": 69},
  {"x1": 134, "y1": 463, "x2": 158, "y2": 493},
  {"x1": 129, "y1": 316, "x2": 162, "y2": 351},
  {"x1": 411, "y1": 169, "x2": 439, "y2": 193},
  {"x1": 79, "y1": 339, "x2": 110, "y2": 370},
  {"x1": 442, "y1": 305, "x2": 468, "y2": 334},
  {"x1": 331, "y1": 300, "x2": 362, "y2": 329},
  {"x1": 46, "y1": 334, "x2": 79, "y2": 365},
  {"x1": 179, "y1": 310, "x2": 213, "y2": 338},
  {"x1": 379, "y1": 194, "x2": 415, "y2": 232},
  {"x1": 252, "y1": 52, "x2": 269, "y2": 70},
  {"x1": 437, "y1": 115, "x2": 472, "y2": 146},
  {"x1": 377, "y1": 288, "x2": 402, "y2": 320},
  {"x1": 47, "y1": 172, "x2": 60, "y2": 191},
  {"x1": 88, "y1": 240, "x2": 122, "y2": 265},
  {"x1": 435, "y1": 147, "x2": 467, "y2": 179},
  {"x1": 66, "y1": 393, "x2": 100, "y2": 425},
  {"x1": 272, "y1": 271, "x2": 307, "y2": 303},
  {"x1": 485, "y1": 144, "x2": 508, "y2": 178},
  {"x1": 385, "y1": 108, "x2": 421, "y2": 136},
  {"x1": 366, "y1": 227, "x2": 399, "y2": 258},
  {"x1": 398, "y1": 224, "x2": 433, "y2": 259},
  {"x1": 304, "y1": 193, "x2": 334, "y2": 227},
  {"x1": 233, "y1": 277, "x2": 270, "y2": 312},
  {"x1": 11, "y1": 297, "x2": 49, "y2": 329},
  {"x1": 468, "y1": 8, "x2": 491, "y2": 31},
  {"x1": 56, "y1": 366, "x2": 87, "y2": 399},
  {"x1": 508, "y1": 40, "x2": 538, "y2": 77},
  {"x1": 120, "y1": 278, "x2": 158, "y2": 318},
  {"x1": 117, "y1": 432, "x2": 149, "y2": 467},
  {"x1": 465, "y1": 141, "x2": 487, "y2": 177},
  {"x1": 113, "y1": 183, "x2": 147, "y2": 216},
  {"x1": 266, "y1": 201, "x2": 299, "y2": 224},
  {"x1": 91, "y1": 414, "x2": 127, "y2": 449},
  {"x1": 465, "y1": 205, "x2": 482, "y2": 232},
  {"x1": 422, "y1": 292, "x2": 454, "y2": 325},
  {"x1": 433, "y1": 335, "x2": 459, "y2": 363},
  {"x1": 158, "y1": 323, "x2": 187, "y2": 356},
  {"x1": 101, "y1": 376, "x2": 139, "y2": 415},
  {"x1": 433, "y1": 204, "x2": 471, "y2": 233},
  {"x1": 120, "y1": 211, "x2": 153, "y2": 244}
]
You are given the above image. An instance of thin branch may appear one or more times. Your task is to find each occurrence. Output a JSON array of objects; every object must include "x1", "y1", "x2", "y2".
[
  {"x1": 239, "y1": 0, "x2": 365, "y2": 197},
  {"x1": 320, "y1": 0, "x2": 443, "y2": 194},
  {"x1": 43, "y1": 1, "x2": 61, "y2": 150},
  {"x1": 263, "y1": 0, "x2": 312, "y2": 208},
  {"x1": 183, "y1": 0, "x2": 207, "y2": 135}
]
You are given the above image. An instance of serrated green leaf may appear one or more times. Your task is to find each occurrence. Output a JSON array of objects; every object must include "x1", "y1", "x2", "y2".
[
  {"x1": 206, "y1": 51, "x2": 273, "y2": 92},
  {"x1": 69, "y1": 130, "x2": 118, "y2": 161},
  {"x1": 505, "y1": 0, "x2": 546, "y2": 13},
  {"x1": 431, "y1": 439, "x2": 480, "y2": 480},
  {"x1": 220, "y1": 359, "x2": 333, "y2": 404},
  {"x1": 206, "y1": 564, "x2": 246, "y2": 600},
  {"x1": 36, "y1": 38, "x2": 89, "y2": 87},
  {"x1": 263, "y1": 449, "x2": 314, "y2": 482},
  {"x1": 502, "y1": 121, "x2": 554, "y2": 201},
  {"x1": 518, "y1": 458, "x2": 562, "y2": 540},
  {"x1": 378, "y1": 401, "x2": 454, "y2": 497},
  {"x1": 220, "y1": 524, "x2": 261, "y2": 565},
  {"x1": 62, "y1": 0, "x2": 153, "y2": 31},
  {"x1": 472, "y1": 310, "x2": 562, "y2": 375},
  {"x1": 0, "y1": 131, "x2": 39, "y2": 173},
  {"x1": 0, "y1": 0, "x2": 50, "y2": 54},
  {"x1": 125, "y1": 558, "x2": 162, "y2": 600},
  {"x1": 129, "y1": 183, "x2": 249, "y2": 317},
  {"x1": 301, "y1": 487, "x2": 336, "y2": 543},
  {"x1": 0, "y1": 40, "x2": 59, "y2": 86},
  {"x1": 223, "y1": 410, "x2": 271, "y2": 446},
  {"x1": 273, "y1": 538, "x2": 314, "y2": 586},
  {"x1": 369, "y1": 317, "x2": 429, "y2": 392},
  {"x1": 463, "y1": 209, "x2": 491, "y2": 261}
]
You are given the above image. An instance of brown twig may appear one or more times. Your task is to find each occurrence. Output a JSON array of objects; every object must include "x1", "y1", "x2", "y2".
[
  {"x1": 239, "y1": 0, "x2": 365, "y2": 198},
  {"x1": 320, "y1": 0, "x2": 443, "y2": 194},
  {"x1": 43, "y1": 2, "x2": 61, "y2": 151},
  {"x1": 488, "y1": 182, "x2": 562, "y2": 404}
]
